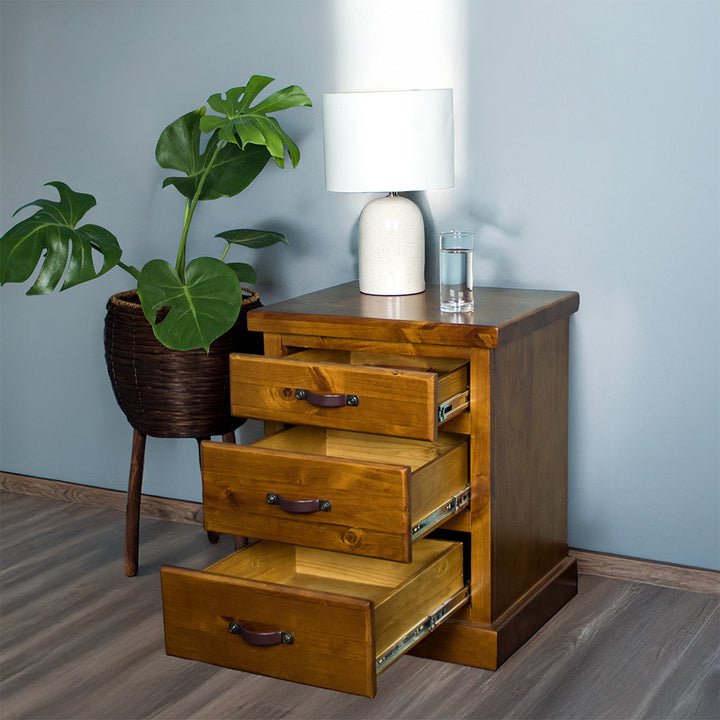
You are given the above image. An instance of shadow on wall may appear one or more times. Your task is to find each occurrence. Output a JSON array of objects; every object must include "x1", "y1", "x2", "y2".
[{"x1": 412, "y1": 190, "x2": 518, "y2": 287}]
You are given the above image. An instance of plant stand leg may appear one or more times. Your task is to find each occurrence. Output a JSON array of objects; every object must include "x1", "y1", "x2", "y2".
[{"x1": 125, "y1": 429, "x2": 146, "y2": 577}]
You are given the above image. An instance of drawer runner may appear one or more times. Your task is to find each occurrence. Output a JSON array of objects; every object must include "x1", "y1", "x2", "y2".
[
  {"x1": 437, "y1": 389, "x2": 470, "y2": 424},
  {"x1": 411, "y1": 487, "x2": 470, "y2": 540},
  {"x1": 376, "y1": 584, "x2": 470, "y2": 673}
]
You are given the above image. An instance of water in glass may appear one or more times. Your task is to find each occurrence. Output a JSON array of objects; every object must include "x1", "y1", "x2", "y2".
[{"x1": 440, "y1": 232, "x2": 474, "y2": 312}]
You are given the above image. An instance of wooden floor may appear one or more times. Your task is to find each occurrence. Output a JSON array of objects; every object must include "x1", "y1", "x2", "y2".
[{"x1": 1, "y1": 491, "x2": 718, "y2": 720}]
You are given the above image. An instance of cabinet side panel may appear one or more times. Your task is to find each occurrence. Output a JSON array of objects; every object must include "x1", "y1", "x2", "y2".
[{"x1": 491, "y1": 319, "x2": 570, "y2": 619}]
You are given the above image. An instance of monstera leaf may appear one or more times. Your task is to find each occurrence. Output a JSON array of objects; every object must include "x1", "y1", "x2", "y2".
[
  {"x1": 156, "y1": 109, "x2": 271, "y2": 201},
  {"x1": 216, "y1": 229, "x2": 288, "y2": 287},
  {"x1": 0, "y1": 181, "x2": 121, "y2": 294},
  {"x1": 1, "y1": 76, "x2": 310, "y2": 354},
  {"x1": 216, "y1": 228, "x2": 288, "y2": 249},
  {"x1": 199, "y1": 76, "x2": 312, "y2": 168},
  {"x1": 226, "y1": 262, "x2": 256, "y2": 285},
  {"x1": 137, "y1": 257, "x2": 244, "y2": 352}
]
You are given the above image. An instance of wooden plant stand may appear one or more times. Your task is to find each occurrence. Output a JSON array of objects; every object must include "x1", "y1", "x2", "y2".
[{"x1": 124, "y1": 429, "x2": 242, "y2": 577}]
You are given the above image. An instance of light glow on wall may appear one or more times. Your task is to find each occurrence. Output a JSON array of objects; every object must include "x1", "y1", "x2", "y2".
[{"x1": 330, "y1": 0, "x2": 468, "y2": 188}]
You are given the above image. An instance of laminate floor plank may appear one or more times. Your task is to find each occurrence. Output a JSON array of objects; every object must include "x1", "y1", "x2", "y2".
[
  {"x1": 1, "y1": 491, "x2": 718, "y2": 720},
  {"x1": 637, "y1": 604, "x2": 720, "y2": 720},
  {"x1": 481, "y1": 579, "x2": 719, "y2": 720}
]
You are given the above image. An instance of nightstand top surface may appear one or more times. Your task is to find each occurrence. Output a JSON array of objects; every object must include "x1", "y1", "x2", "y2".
[{"x1": 248, "y1": 282, "x2": 579, "y2": 348}]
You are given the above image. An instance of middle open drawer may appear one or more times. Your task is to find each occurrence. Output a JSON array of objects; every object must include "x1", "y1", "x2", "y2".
[{"x1": 202, "y1": 426, "x2": 469, "y2": 563}]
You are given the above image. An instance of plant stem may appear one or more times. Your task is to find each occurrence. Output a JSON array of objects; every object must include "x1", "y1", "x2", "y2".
[
  {"x1": 175, "y1": 200, "x2": 191, "y2": 280},
  {"x1": 117, "y1": 260, "x2": 141, "y2": 280},
  {"x1": 174, "y1": 142, "x2": 224, "y2": 281},
  {"x1": 220, "y1": 242, "x2": 231, "y2": 262}
]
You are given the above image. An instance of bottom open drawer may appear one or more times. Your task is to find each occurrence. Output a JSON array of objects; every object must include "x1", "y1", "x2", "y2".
[{"x1": 161, "y1": 539, "x2": 467, "y2": 697}]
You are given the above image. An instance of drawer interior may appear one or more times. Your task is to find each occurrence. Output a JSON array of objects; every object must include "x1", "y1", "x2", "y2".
[
  {"x1": 253, "y1": 426, "x2": 469, "y2": 526},
  {"x1": 205, "y1": 539, "x2": 467, "y2": 661},
  {"x1": 255, "y1": 424, "x2": 458, "y2": 469},
  {"x1": 289, "y1": 349, "x2": 469, "y2": 404},
  {"x1": 289, "y1": 348, "x2": 465, "y2": 373}
]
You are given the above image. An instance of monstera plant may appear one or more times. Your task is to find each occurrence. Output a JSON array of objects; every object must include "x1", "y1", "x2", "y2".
[{"x1": 0, "y1": 75, "x2": 311, "y2": 351}]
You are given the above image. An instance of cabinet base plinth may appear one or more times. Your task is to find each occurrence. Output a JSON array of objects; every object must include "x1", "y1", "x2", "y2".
[{"x1": 410, "y1": 557, "x2": 577, "y2": 669}]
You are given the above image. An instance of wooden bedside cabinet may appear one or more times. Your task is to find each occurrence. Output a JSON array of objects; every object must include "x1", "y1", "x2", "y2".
[{"x1": 160, "y1": 282, "x2": 580, "y2": 697}]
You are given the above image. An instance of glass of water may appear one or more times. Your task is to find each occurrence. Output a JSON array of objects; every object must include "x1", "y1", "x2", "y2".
[{"x1": 439, "y1": 231, "x2": 474, "y2": 312}]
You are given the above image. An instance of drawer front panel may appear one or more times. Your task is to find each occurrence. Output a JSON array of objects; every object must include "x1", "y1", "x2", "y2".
[
  {"x1": 161, "y1": 565, "x2": 375, "y2": 697},
  {"x1": 230, "y1": 354, "x2": 439, "y2": 440},
  {"x1": 161, "y1": 539, "x2": 466, "y2": 698},
  {"x1": 202, "y1": 428, "x2": 469, "y2": 562}
]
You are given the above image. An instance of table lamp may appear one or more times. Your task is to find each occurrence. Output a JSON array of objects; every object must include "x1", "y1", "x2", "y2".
[{"x1": 323, "y1": 89, "x2": 454, "y2": 296}]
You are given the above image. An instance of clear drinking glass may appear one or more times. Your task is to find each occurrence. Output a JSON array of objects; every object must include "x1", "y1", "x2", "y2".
[{"x1": 439, "y1": 231, "x2": 474, "y2": 312}]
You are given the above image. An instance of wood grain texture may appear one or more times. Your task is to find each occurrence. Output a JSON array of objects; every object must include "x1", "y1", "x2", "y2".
[
  {"x1": 278, "y1": 333, "x2": 474, "y2": 360},
  {"x1": 0, "y1": 471, "x2": 205, "y2": 524},
  {"x1": 202, "y1": 428, "x2": 467, "y2": 562},
  {"x1": 2, "y1": 491, "x2": 717, "y2": 719},
  {"x1": 410, "y1": 557, "x2": 578, "y2": 669},
  {"x1": 124, "y1": 429, "x2": 147, "y2": 576},
  {"x1": 162, "y1": 539, "x2": 464, "y2": 698},
  {"x1": 161, "y1": 561, "x2": 377, "y2": 697},
  {"x1": 490, "y1": 318, "x2": 571, "y2": 618},
  {"x1": 571, "y1": 549, "x2": 720, "y2": 595},
  {"x1": 229, "y1": 353, "x2": 441, "y2": 440},
  {"x1": 3, "y1": 472, "x2": 715, "y2": 593},
  {"x1": 468, "y1": 347, "x2": 493, "y2": 624},
  {"x1": 247, "y1": 282, "x2": 580, "y2": 348}
]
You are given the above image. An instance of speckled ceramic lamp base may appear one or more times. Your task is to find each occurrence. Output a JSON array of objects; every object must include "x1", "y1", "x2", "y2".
[{"x1": 358, "y1": 194, "x2": 425, "y2": 296}]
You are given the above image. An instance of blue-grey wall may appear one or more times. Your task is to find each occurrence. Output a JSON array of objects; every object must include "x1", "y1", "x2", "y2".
[{"x1": 1, "y1": 0, "x2": 718, "y2": 571}]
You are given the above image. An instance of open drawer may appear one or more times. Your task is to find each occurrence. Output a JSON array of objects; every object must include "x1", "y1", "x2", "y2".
[
  {"x1": 161, "y1": 539, "x2": 468, "y2": 697},
  {"x1": 202, "y1": 426, "x2": 469, "y2": 562},
  {"x1": 229, "y1": 350, "x2": 469, "y2": 440}
]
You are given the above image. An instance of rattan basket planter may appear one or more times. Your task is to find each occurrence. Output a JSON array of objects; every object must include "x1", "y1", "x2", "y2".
[{"x1": 104, "y1": 289, "x2": 262, "y2": 438}]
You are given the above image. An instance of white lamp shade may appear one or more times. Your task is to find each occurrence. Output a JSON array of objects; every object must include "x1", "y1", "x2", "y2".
[{"x1": 323, "y1": 89, "x2": 454, "y2": 192}]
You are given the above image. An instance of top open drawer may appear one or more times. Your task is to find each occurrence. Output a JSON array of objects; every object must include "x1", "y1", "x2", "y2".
[{"x1": 229, "y1": 350, "x2": 469, "y2": 441}]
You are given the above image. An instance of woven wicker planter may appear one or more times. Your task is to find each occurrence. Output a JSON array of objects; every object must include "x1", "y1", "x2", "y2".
[{"x1": 104, "y1": 289, "x2": 262, "y2": 438}]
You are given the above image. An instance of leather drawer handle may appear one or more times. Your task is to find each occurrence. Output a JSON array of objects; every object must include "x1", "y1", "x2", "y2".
[
  {"x1": 295, "y1": 388, "x2": 359, "y2": 407},
  {"x1": 228, "y1": 622, "x2": 294, "y2": 646},
  {"x1": 266, "y1": 493, "x2": 332, "y2": 514}
]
